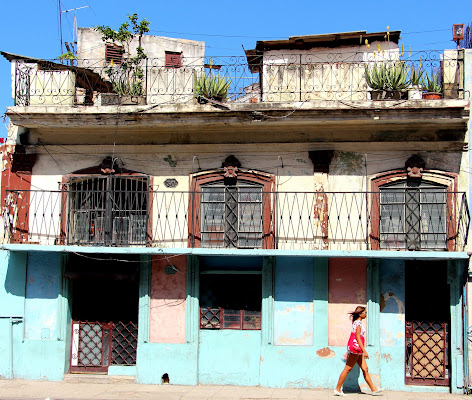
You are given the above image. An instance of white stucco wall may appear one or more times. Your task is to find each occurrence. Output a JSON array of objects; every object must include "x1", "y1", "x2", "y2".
[{"x1": 262, "y1": 42, "x2": 400, "y2": 102}]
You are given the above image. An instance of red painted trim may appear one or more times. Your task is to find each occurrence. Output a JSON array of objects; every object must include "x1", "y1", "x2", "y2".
[
  {"x1": 370, "y1": 169, "x2": 458, "y2": 251},
  {"x1": 189, "y1": 169, "x2": 275, "y2": 249},
  {"x1": 1, "y1": 145, "x2": 33, "y2": 243}
]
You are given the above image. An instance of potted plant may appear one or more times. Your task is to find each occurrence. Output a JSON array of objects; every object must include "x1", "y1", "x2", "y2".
[
  {"x1": 194, "y1": 73, "x2": 232, "y2": 103},
  {"x1": 421, "y1": 71, "x2": 442, "y2": 99},
  {"x1": 407, "y1": 65, "x2": 424, "y2": 100},
  {"x1": 365, "y1": 61, "x2": 409, "y2": 100},
  {"x1": 95, "y1": 14, "x2": 150, "y2": 105}
]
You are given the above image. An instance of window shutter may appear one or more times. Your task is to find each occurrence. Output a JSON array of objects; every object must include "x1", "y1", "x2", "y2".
[
  {"x1": 165, "y1": 51, "x2": 182, "y2": 68},
  {"x1": 105, "y1": 44, "x2": 123, "y2": 65}
]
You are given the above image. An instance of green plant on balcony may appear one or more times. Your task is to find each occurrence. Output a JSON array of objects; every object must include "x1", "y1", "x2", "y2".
[
  {"x1": 95, "y1": 14, "x2": 150, "y2": 98},
  {"x1": 421, "y1": 71, "x2": 442, "y2": 99},
  {"x1": 406, "y1": 64, "x2": 424, "y2": 100},
  {"x1": 364, "y1": 61, "x2": 408, "y2": 99},
  {"x1": 194, "y1": 73, "x2": 232, "y2": 103},
  {"x1": 408, "y1": 65, "x2": 424, "y2": 86}
]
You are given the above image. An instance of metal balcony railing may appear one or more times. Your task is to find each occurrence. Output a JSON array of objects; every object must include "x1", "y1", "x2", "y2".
[
  {"x1": 10, "y1": 51, "x2": 465, "y2": 107},
  {"x1": 2, "y1": 190, "x2": 469, "y2": 252}
]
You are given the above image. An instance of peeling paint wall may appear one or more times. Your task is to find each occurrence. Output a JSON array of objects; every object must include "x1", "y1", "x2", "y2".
[
  {"x1": 274, "y1": 257, "x2": 314, "y2": 346},
  {"x1": 24, "y1": 252, "x2": 60, "y2": 340},
  {"x1": 328, "y1": 258, "x2": 366, "y2": 346},
  {"x1": 149, "y1": 255, "x2": 187, "y2": 343},
  {"x1": 379, "y1": 259, "x2": 406, "y2": 390},
  {"x1": 0, "y1": 250, "x2": 66, "y2": 381}
]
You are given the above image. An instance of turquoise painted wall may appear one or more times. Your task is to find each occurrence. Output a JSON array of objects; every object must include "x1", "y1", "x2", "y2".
[
  {"x1": 199, "y1": 330, "x2": 261, "y2": 385},
  {"x1": 0, "y1": 251, "x2": 26, "y2": 379},
  {"x1": 0, "y1": 250, "x2": 66, "y2": 381},
  {"x1": 274, "y1": 257, "x2": 314, "y2": 346},
  {"x1": 379, "y1": 259, "x2": 407, "y2": 390},
  {"x1": 136, "y1": 343, "x2": 198, "y2": 384}
]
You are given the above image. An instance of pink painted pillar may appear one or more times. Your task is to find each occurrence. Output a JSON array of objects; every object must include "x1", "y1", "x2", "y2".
[
  {"x1": 328, "y1": 258, "x2": 367, "y2": 346},
  {"x1": 150, "y1": 255, "x2": 187, "y2": 343}
]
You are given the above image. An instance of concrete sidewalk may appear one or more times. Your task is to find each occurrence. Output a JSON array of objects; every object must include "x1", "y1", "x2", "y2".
[{"x1": 0, "y1": 378, "x2": 469, "y2": 400}]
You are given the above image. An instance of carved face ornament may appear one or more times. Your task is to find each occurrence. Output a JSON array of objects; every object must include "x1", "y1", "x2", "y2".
[
  {"x1": 224, "y1": 166, "x2": 238, "y2": 178},
  {"x1": 407, "y1": 166, "x2": 423, "y2": 178}
]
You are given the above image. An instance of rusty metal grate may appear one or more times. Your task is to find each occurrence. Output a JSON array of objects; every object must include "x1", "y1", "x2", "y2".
[
  {"x1": 112, "y1": 321, "x2": 138, "y2": 365},
  {"x1": 405, "y1": 321, "x2": 449, "y2": 386},
  {"x1": 200, "y1": 307, "x2": 261, "y2": 330},
  {"x1": 70, "y1": 320, "x2": 138, "y2": 373}
]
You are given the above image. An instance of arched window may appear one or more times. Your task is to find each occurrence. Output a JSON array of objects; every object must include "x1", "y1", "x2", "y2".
[
  {"x1": 371, "y1": 169, "x2": 459, "y2": 251},
  {"x1": 189, "y1": 169, "x2": 275, "y2": 249}
]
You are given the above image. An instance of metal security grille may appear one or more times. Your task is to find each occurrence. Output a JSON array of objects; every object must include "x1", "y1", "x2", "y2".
[
  {"x1": 200, "y1": 307, "x2": 261, "y2": 330},
  {"x1": 67, "y1": 176, "x2": 149, "y2": 246},
  {"x1": 112, "y1": 321, "x2": 138, "y2": 365},
  {"x1": 70, "y1": 321, "x2": 138, "y2": 373},
  {"x1": 200, "y1": 184, "x2": 263, "y2": 248},
  {"x1": 380, "y1": 183, "x2": 447, "y2": 250},
  {"x1": 405, "y1": 321, "x2": 449, "y2": 386}
]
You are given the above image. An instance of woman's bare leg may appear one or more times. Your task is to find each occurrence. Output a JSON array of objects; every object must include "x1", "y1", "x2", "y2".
[
  {"x1": 335, "y1": 353, "x2": 359, "y2": 392},
  {"x1": 357, "y1": 355, "x2": 377, "y2": 391}
]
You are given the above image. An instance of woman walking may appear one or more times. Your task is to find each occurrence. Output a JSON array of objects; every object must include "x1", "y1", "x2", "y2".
[{"x1": 334, "y1": 306, "x2": 384, "y2": 396}]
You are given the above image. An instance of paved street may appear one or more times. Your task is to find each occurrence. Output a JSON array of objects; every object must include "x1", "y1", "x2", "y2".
[{"x1": 0, "y1": 378, "x2": 470, "y2": 400}]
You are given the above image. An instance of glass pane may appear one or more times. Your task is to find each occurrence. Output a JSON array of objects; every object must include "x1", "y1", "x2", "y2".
[
  {"x1": 238, "y1": 235, "x2": 263, "y2": 248},
  {"x1": 222, "y1": 310, "x2": 241, "y2": 329},
  {"x1": 380, "y1": 204, "x2": 404, "y2": 233},
  {"x1": 243, "y1": 311, "x2": 262, "y2": 330},
  {"x1": 421, "y1": 189, "x2": 446, "y2": 204},
  {"x1": 421, "y1": 204, "x2": 445, "y2": 234},
  {"x1": 201, "y1": 202, "x2": 224, "y2": 232},
  {"x1": 381, "y1": 190, "x2": 404, "y2": 203},
  {"x1": 238, "y1": 187, "x2": 262, "y2": 203},
  {"x1": 238, "y1": 202, "x2": 262, "y2": 232},
  {"x1": 202, "y1": 187, "x2": 224, "y2": 202},
  {"x1": 201, "y1": 232, "x2": 224, "y2": 247}
]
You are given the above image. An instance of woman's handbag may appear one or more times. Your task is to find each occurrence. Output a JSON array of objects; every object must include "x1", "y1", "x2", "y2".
[{"x1": 347, "y1": 332, "x2": 364, "y2": 354}]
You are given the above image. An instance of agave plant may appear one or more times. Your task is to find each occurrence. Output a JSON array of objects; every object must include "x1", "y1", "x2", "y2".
[
  {"x1": 408, "y1": 65, "x2": 424, "y2": 87},
  {"x1": 385, "y1": 62, "x2": 409, "y2": 90},
  {"x1": 194, "y1": 73, "x2": 232, "y2": 101},
  {"x1": 422, "y1": 71, "x2": 442, "y2": 93},
  {"x1": 365, "y1": 61, "x2": 409, "y2": 91},
  {"x1": 364, "y1": 63, "x2": 388, "y2": 90}
]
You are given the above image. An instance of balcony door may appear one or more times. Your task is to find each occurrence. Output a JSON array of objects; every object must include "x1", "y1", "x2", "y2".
[
  {"x1": 67, "y1": 175, "x2": 149, "y2": 246},
  {"x1": 189, "y1": 169, "x2": 275, "y2": 249}
]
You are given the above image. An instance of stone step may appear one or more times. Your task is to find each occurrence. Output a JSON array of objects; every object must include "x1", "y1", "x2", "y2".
[{"x1": 63, "y1": 374, "x2": 135, "y2": 384}]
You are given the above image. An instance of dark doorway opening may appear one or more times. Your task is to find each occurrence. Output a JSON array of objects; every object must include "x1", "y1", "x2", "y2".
[
  {"x1": 67, "y1": 253, "x2": 140, "y2": 373},
  {"x1": 405, "y1": 260, "x2": 450, "y2": 386}
]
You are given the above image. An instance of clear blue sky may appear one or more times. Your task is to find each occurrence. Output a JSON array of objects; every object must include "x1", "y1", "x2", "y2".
[{"x1": 0, "y1": 0, "x2": 468, "y2": 138}]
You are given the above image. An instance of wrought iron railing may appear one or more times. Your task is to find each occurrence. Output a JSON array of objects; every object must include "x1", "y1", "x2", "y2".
[
  {"x1": 2, "y1": 190, "x2": 469, "y2": 251},
  {"x1": 10, "y1": 51, "x2": 465, "y2": 106}
]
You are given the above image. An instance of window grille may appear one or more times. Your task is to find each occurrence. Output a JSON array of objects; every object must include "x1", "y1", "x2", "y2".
[
  {"x1": 200, "y1": 183, "x2": 263, "y2": 248},
  {"x1": 68, "y1": 176, "x2": 149, "y2": 246},
  {"x1": 165, "y1": 51, "x2": 182, "y2": 68},
  {"x1": 379, "y1": 182, "x2": 447, "y2": 250},
  {"x1": 200, "y1": 307, "x2": 261, "y2": 330}
]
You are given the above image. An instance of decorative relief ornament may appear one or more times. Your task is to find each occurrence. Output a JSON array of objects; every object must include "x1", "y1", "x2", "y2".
[{"x1": 405, "y1": 154, "x2": 426, "y2": 179}]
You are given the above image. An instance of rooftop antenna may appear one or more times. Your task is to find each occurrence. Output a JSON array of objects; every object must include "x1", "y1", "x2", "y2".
[{"x1": 61, "y1": 5, "x2": 89, "y2": 54}]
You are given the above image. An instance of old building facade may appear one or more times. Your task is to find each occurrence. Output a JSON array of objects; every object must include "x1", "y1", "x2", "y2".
[{"x1": 0, "y1": 30, "x2": 471, "y2": 393}]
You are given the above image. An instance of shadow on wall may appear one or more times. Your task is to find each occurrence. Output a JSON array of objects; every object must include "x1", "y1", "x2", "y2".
[
  {"x1": 343, "y1": 361, "x2": 361, "y2": 393},
  {"x1": 4, "y1": 252, "x2": 26, "y2": 297}
]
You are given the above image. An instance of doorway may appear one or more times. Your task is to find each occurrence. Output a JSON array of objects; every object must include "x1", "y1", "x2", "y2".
[
  {"x1": 405, "y1": 260, "x2": 450, "y2": 386},
  {"x1": 67, "y1": 253, "x2": 140, "y2": 373}
]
